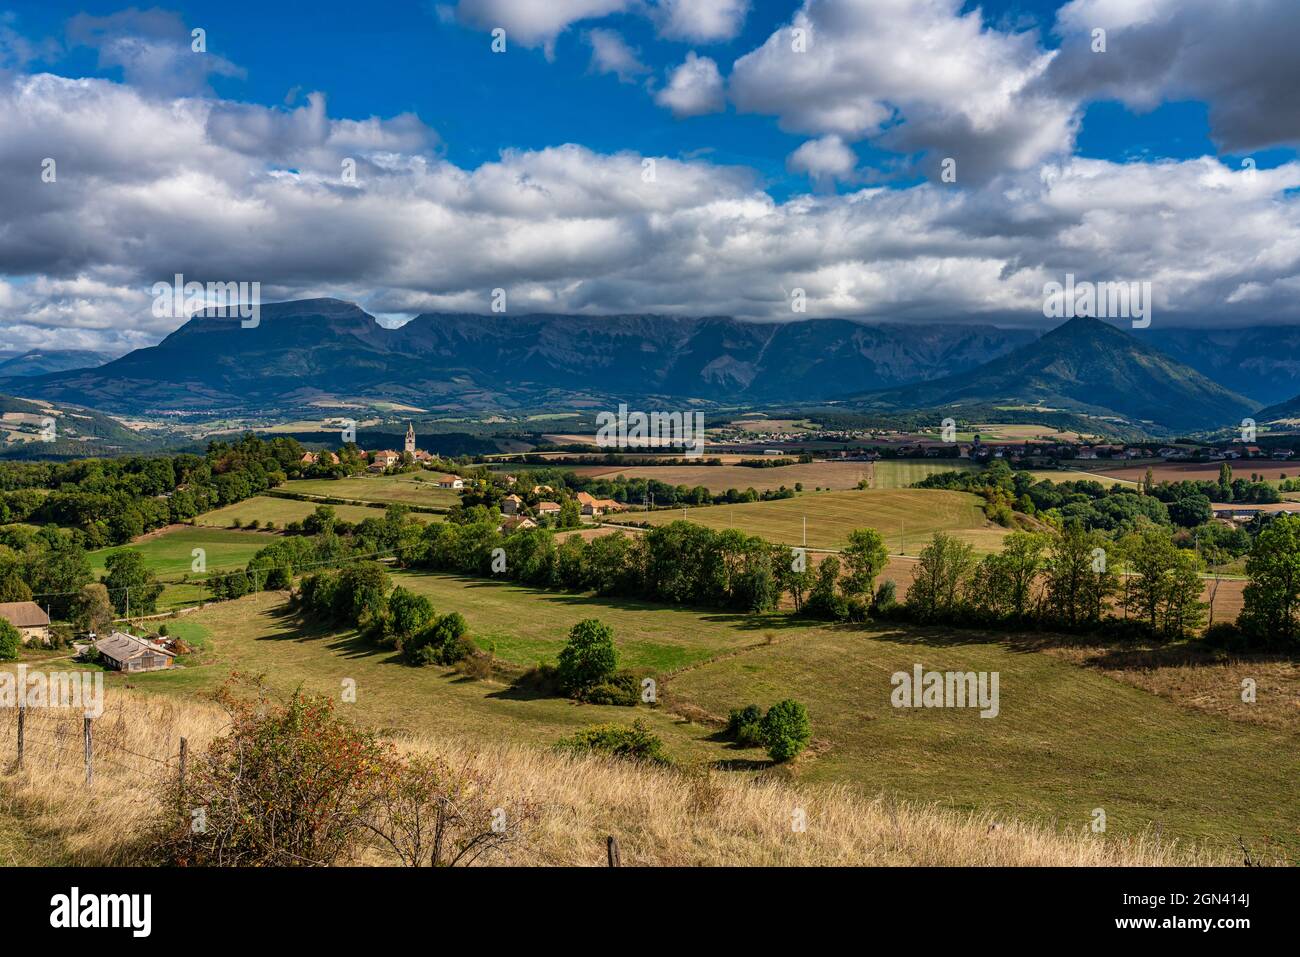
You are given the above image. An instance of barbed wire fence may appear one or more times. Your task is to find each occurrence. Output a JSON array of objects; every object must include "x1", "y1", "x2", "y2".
[{"x1": 0, "y1": 700, "x2": 188, "y2": 799}]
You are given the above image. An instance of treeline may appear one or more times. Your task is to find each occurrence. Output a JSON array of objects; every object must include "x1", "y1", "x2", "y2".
[
  {"x1": 917, "y1": 461, "x2": 1278, "y2": 564},
  {"x1": 480, "y1": 468, "x2": 798, "y2": 509},
  {"x1": 293, "y1": 561, "x2": 474, "y2": 667},
  {"x1": 207, "y1": 504, "x2": 424, "y2": 601},
  {"x1": 403, "y1": 517, "x2": 890, "y2": 619},
  {"x1": 0, "y1": 434, "x2": 302, "y2": 546}
]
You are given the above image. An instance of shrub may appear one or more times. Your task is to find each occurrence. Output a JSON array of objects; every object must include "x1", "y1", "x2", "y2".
[
  {"x1": 555, "y1": 720, "x2": 670, "y2": 765},
  {"x1": 404, "y1": 611, "x2": 472, "y2": 665},
  {"x1": 152, "y1": 682, "x2": 388, "y2": 866},
  {"x1": 152, "y1": 679, "x2": 529, "y2": 867},
  {"x1": 556, "y1": 618, "x2": 617, "y2": 695},
  {"x1": 725, "y1": 704, "x2": 764, "y2": 747},
  {"x1": 1203, "y1": 620, "x2": 1250, "y2": 651},
  {"x1": 760, "y1": 699, "x2": 812, "y2": 763},
  {"x1": 583, "y1": 669, "x2": 639, "y2": 707},
  {"x1": 264, "y1": 566, "x2": 292, "y2": 591},
  {"x1": 512, "y1": 663, "x2": 562, "y2": 695},
  {"x1": 0, "y1": 620, "x2": 21, "y2": 661},
  {"x1": 873, "y1": 579, "x2": 898, "y2": 612}
]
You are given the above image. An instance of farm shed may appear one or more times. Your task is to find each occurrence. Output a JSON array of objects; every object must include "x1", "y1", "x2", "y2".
[{"x1": 93, "y1": 632, "x2": 176, "y2": 673}]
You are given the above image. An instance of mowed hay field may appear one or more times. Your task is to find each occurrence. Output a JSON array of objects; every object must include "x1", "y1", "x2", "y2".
[
  {"x1": 125, "y1": 576, "x2": 1298, "y2": 858},
  {"x1": 88, "y1": 526, "x2": 276, "y2": 579},
  {"x1": 287, "y1": 473, "x2": 461, "y2": 509},
  {"x1": 390, "y1": 571, "x2": 765, "y2": 672},
  {"x1": 666, "y1": 621, "x2": 1300, "y2": 857},
  {"x1": 128, "y1": 589, "x2": 726, "y2": 766},
  {"x1": 1099, "y1": 462, "x2": 1300, "y2": 483},
  {"x1": 195, "y1": 495, "x2": 437, "y2": 529},
  {"x1": 569, "y1": 459, "x2": 973, "y2": 493},
  {"x1": 628, "y1": 489, "x2": 1007, "y2": 554}
]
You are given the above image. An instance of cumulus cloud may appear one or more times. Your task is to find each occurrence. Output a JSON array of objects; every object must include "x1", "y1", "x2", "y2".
[
  {"x1": 729, "y1": 0, "x2": 1077, "y2": 183},
  {"x1": 1048, "y1": 0, "x2": 1300, "y2": 152},
  {"x1": 654, "y1": 51, "x2": 725, "y2": 117},
  {"x1": 786, "y1": 134, "x2": 857, "y2": 186},
  {"x1": 66, "y1": 8, "x2": 243, "y2": 96},
  {"x1": 450, "y1": 0, "x2": 634, "y2": 58},
  {"x1": 2, "y1": 72, "x2": 1300, "y2": 352},
  {"x1": 650, "y1": 0, "x2": 751, "y2": 42},
  {"x1": 586, "y1": 28, "x2": 649, "y2": 82}
]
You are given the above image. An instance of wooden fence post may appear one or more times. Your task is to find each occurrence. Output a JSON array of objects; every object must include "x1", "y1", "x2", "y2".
[
  {"x1": 178, "y1": 736, "x2": 188, "y2": 797},
  {"x1": 606, "y1": 835, "x2": 621, "y2": 867},
  {"x1": 83, "y1": 716, "x2": 93, "y2": 786},
  {"x1": 16, "y1": 702, "x2": 24, "y2": 770}
]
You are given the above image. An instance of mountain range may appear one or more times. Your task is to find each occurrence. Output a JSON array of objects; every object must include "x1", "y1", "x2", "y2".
[
  {"x1": 0, "y1": 299, "x2": 1035, "y2": 413},
  {"x1": 0, "y1": 349, "x2": 112, "y2": 377},
  {"x1": 852, "y1": 317, "x2": 1260, "y2": 434},
  {"x1": 0, "y1": 299, "x2": 1293, "y2": 436}
]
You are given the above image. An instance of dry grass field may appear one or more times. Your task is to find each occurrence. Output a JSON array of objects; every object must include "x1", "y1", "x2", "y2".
[
  {"x1": 0, "y1": 685, "x2": 1237, "y2": 867},
  {"x1": 1099, "y1": 462, "x2": 1300, "y2": 483},
  {"x1": 195, "y1": 495, "x2": 436, "y2": 528},
  {"x1": 287, "y1": 473, "x2": 461, "y2": 508},
  {"x1": 626, "y1": 489, "x2": 1008, "y2": 554},
  {"x1": 569, "y1": 459, "x2": 975, "y2": 493}
]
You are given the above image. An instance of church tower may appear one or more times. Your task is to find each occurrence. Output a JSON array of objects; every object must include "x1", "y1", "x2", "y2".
[{"x1": 405, "y1": 422, "x2": 416, "y2": 454}]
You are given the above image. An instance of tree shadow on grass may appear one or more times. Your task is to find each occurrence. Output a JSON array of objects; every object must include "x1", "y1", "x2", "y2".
[
  {"x1": 255, "y1": 604, "x2": 402, "y2": 663},
  {"x1": 711, "y1": 757, "x2": 773, "y2": 772}
]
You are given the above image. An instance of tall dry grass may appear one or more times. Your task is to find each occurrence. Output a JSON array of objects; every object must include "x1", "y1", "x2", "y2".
[{"x1": 0, "y1": 689, "x2": 1235, "y2": 867}]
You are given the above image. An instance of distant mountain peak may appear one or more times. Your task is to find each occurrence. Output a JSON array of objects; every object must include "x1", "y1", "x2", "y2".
[{"x1": 852, "y1": 316, "x2": 1258, "y2": 433}]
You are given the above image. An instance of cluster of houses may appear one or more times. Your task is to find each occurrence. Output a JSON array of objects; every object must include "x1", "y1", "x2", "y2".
[
  {"x1": 299, "y1": 424, "x2": 466, "y2": 487},
  {"x1": 497, "y1": 487, "x2": 624, "y2": 531}
]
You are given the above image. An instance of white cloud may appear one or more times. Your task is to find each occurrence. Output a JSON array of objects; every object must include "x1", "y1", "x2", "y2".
[
  {"x1": 452, "y1": 0, "x2": 634, "y2": 58},
  {"x1": 650, "y1": 0, "x2": 751, "y2": 42},
  {"x1": 2, "y1": 72, "x2": 1300, "y2": 353},
  {"x1": 786, "y1": 134, "x2": 857, "y2": 185},
  {"x1": 586, "y1": 28, "x2": 649, "y2": 82},
  {"x1": 729, "y1": 0, "x2": 1076, "y2": 183},
  {"x1": 654, "y1": 51, "x2": 725, "y2": 117}
]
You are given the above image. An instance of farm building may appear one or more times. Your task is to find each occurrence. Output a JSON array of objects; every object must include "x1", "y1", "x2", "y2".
[
  {"x1": 0, "y1": 601, "x2": 51, "y2": 644},
  {"x1": 576, "y1": 492, "x2": 624, "y2": 516},
  {"x1": 92, "y1": 632, "x2": 176, "y2": 673},
  {"x1": 536, "y1": 501, "x2": 561, "y2": 516},
  {"x1": 434, "y1": 474, "x2": 465, "y2": 489},
  {"x1": 499, "y1": 516, "x2": 538, "y2": 533}
]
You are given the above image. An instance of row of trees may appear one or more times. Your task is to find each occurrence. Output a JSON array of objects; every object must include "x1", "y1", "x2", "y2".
[
  {"x1": 0, "y1": 434, "x2": 302, "y2": 546},
  {"x1": 901, "y1": 527, "x2": 1207, "y2": 640},
  {"x1": 404, "y1": 518, "x2": 890, "y2": 618}
]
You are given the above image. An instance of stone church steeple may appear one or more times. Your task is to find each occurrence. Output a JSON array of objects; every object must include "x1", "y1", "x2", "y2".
[{"x1": 405, "y1": 422, "x2": 416, "y2": 454}]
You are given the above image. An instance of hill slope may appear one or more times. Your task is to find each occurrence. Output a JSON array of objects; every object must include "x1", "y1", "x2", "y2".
[
  {"x1": 0, "y1": 349, "x2": 112, "y2": 377},
  {"x1": 853, "y1": 317, "x2": 1258, "y2": 433},
  {"x1": 1, "y1": 299, "x2": 1033, "y2": 414},
  {"x1": 1146, "y1": 326, "x2": 1300, "y2": 405},
  {"x1": 0, "y1": 392, "x2": 152, "y2": 459}
]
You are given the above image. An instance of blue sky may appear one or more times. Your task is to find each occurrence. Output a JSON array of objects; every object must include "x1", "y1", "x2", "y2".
[
  {"x1": 2, "y1": 0, "x2": 1300, "y2": 351},
  {"x1": 10, "y1": 0, "x2": 1293, "y2": 196}
]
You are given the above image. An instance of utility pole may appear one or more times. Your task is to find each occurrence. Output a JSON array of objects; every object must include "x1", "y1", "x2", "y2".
[{"x1": 802, "y1": 516, "x2": 806, "y2": 547}]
